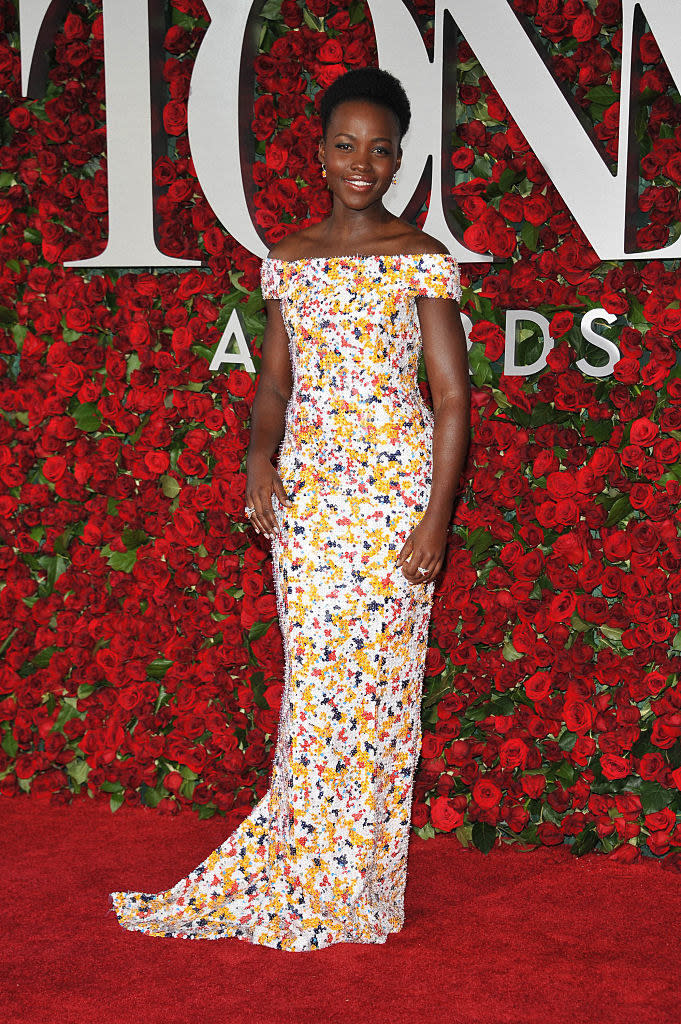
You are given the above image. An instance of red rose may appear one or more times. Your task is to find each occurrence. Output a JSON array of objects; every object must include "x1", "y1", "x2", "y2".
[
  {"x1": 523, "y1": 194, "x2": 552, "y2": 226},
  {"x1": 55, "y1": 361, "x2": 85, "y2": 397},
  {"x1": 472, "y1": 777, "x2": 502, "y2": 809},
  {"x1": 647, "y1": 831, "x2": 671, "y2": 856},
  {"x1": 563, "y1": 700, "x2": 595, "y2": 735},
  {"x1": 469, "y1": 320, "x2": 505, "y2": 361},
  {"x1": 639, "y1": 31, "x2": 661, "y2": 63},
  {"x1": 163, "y1": 100, "x2": 187, "y2": 137},
  {"x1": 645, "y1": 808, "x2": 675, "y2": 832},
  {"x1": 536, "y1": 822, "x2": 563, "y2": 845},
  {"x1": 520, "y1": 773, "x2": 545, "y2": 799},
  {"x1": 572, "y1": 11, "x2": 599, "y2": 41},
  {"x1": 421, "y1": 733, "x2": 446, "y2": 759},
  {"x1": 411, "y1": 802, "x2": 428, "y2": 828},
  {"x1": 600, "y1": 754, "x2": 631, "y2": 780},
  {"x1": 524, "y1": 671, "x2": 552, "y2": 702},
  {"x1": 430, "y1": 795, "x2": 464, "y2": 832},
  {"x1": 144, "y1": 451, "x2": 170, "y2": 474},
  {"x1": 629, "y1": 417, "x2": 659, "y2": 446},
  {"x1": 317, "y1": 39, "x2": 343, "y2": 63},
  {"x1": 545, "y1": 470, "x2": 576, "y2": 499},
  {"x1": 499, "y1": 737, "x2": 528, "y2": 770},
  {"x1": 425, "y1": 646, "x2": 445, "y2": 676},
  {"x1": 451, "y1": 147, "x2": 475, "y2": 170},
  {"x1": 462, "y1": 223, "x2": 489, "y2": 254},
  {"x1": 549, "y1": 311, "x2": 573, "y2": 338},
  {"x1": 499, "y1": 194, "x2": 524, "y2": 222},
  {"x1": 549, "y1": 591, "x2": 576, "y2": 622},
  {"x1": 639, "y1": 751, "x2": 665, "y2": 780}
]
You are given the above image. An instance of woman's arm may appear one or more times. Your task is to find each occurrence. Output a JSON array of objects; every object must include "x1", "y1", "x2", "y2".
[
  {"x1": 396, "y1": 294, "x2": 471, "y2": 584},
  {"x1": 245, "y1": 297, "x2": 294, "y2": 539}
]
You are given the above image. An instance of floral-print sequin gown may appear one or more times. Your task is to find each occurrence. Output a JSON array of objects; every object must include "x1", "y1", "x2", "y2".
[{"x1": 110, "y1": 252, "x2": 462, "y2": 952}]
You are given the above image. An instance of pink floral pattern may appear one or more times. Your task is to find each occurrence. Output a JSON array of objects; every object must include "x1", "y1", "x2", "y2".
[{"x1": 110, "y1": 252, "x2": 462, "y2": 950}]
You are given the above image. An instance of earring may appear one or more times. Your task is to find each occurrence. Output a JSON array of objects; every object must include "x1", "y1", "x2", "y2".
[
  {"x1": 392, "y1": 173, "x2": 398, "y2": 185},
  {"x1": 321, "y1": 164, "x2": 327, "y2": 179}
]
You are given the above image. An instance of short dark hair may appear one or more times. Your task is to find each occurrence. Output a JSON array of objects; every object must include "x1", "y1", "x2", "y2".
[{"x1": 319, "y1": 67, "x2": 411, "y2": 144}]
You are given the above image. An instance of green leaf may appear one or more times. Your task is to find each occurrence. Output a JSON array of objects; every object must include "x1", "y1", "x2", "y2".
[
  {"x1": 54, "y1": 700, "x2": 81, "y2": 732},
  {"x1": 454, "y1": 823, "x2": 473, "y2": 848},
  {"x1": 571, "y1": 825, "x2": 599, "y2": 857},
  {"x1": 472, "y1": 821, "x2": 497, "y2": 854},
  {"x1": 520, "y1": 222, "x2": 539, "y2": 252},
  {"x1": 491, "y1": 387, "x2": 511, "y2": 409},
  {"x1": 161, "y1": 474, "x2": 181, "y2": 498},
  {"x1": 141, "y1": 784, "x2": 163, "y2": 808},
  {"x1": 110, "y1": 792, "x2": 125, "y2": 812},
  {"x1": 147, "y1": 658, "x2": 173, "y2": 680},
  {"x1": 466, "y1": 526, "x2": 495, "y2": 562},
  {"x1": 1, "y1": 728, "x2": 18, "y2": 758},
  {"x1": 467, "y1": 702, "x2": 492, "y2": 721},
  {"x1": 259, "y1": 0, "x2": 282, "y2": 17},
  {"x1": 422, "y1": 672, "x2": 456, "y2": 708},
  {"x1": 121, "y1": 528, "x2": 148, "y2": 549},
  {"x1": 249, "y1": 619, "x2": 275, "y2": 640},
  {"x1": 672, "y1": 630, "x2": 681, "y2": 652},
  {"x1": 570, "y1": 612, "x2": 592, "y2": 633},
  {"x1": 491, "y1": 694, "x2": 516, "y2": 715},
  {"x1": 100, "y1": 781, "x2": 124, "y2": 793},
  {"x1": 302, "y1": 9, "x2": 323, "y2": 30},
  {"x1": 198, "y1": 804, "x2": 217, "y2": 819},
  {"x1": 558, "y1": 729, "x2": 577, "y2": 751},
  {"x1": 72, "y1": 402, "x2": 101, "y2": 433},
  {"x1": 586, "y1": 84, "x2": 617, "y2": 106},
  {"x1": 554, "y1": 760, "x2": 577, "y2": 787},
  {"x1": 639, "y1": 780, "x2": 672, "y2": 814},
  {"x1": 497, "y1": 166, "x2": 518, "y2": 193},
  {"x1": 348, "y1": 0, "x2": 365, "y2": 24},
  {"x1": 603, "y1": 494, "x2": 632, "y2": 528},
  {"x1": 66, "y1": 759, "x2": 90, "y2": 785},
  {"x1": 107, "y1": 550, "x2": 137, "y2": 573},
  {"x1": 414, "y1": 821, "x2": 436, "y2": 840},
  {"x1": 502, "y1": 642, "x2": 524, "y2": 663}
]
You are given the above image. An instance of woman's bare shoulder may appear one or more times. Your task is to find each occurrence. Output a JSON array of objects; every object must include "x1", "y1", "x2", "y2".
[
  {"x1": 267, "y1": 226, "x2": 325, "y2": 262},
  {"x1": 395, "y1": 224, "x2": 450, "y2": 257}
]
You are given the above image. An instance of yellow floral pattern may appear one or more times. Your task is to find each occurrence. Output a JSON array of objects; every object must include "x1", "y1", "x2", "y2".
[{"x1": 110, "y1": 252, "x2": 462, "y2": 952}]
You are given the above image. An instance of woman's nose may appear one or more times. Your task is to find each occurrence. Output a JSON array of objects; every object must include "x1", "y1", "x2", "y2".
[{"x1": 350, "y1": 151, "x2": 372, "y2": 169}]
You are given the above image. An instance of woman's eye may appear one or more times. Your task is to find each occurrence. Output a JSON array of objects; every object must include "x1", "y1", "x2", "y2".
[{"x1": 336, "y1": 143, "x2": 351, "y2": 150}]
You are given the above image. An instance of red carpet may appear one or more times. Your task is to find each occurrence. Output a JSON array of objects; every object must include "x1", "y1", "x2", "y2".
[{"x1": 2, "y1": 798, "x2": 680, "y2": 1024}]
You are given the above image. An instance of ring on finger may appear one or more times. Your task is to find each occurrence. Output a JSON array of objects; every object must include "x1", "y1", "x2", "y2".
[{"x1": 417, "y1": 566, "x2": 428, "y2": 575}]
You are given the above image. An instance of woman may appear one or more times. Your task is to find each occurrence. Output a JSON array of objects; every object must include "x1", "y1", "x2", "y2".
[{"x1": 111, "y1": 67, "x2": 470, "y2": 952}]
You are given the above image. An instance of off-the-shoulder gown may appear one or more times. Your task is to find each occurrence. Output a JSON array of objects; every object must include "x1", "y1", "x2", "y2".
[{"x1": 110, "y1": 252, "x2": 462, "y2": 952}]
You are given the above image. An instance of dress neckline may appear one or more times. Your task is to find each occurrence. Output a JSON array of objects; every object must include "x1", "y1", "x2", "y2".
[{"x1": 263, "y1": 252, "x2": 452, "y2": 266}]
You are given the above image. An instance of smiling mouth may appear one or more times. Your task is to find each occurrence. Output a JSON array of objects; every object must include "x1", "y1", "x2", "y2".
[{"x1": 344, "y1": 179, "x2": 375, "y2": 190}]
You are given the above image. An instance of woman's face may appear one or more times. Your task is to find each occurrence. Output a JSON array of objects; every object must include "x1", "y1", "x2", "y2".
[{"x1": 318, "y1": 99, "x2": 402, "y2": 210}]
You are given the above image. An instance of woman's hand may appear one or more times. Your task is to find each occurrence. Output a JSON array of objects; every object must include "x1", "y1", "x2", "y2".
[
  {"x1": 396, "y1": 512, "x2": 449, "y2": 585},
  {"x1": 245, "y1": 453, "x2": 292, "y2": 539}
]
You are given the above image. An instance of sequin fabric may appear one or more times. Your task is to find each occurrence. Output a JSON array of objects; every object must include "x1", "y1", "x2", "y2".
[{"x1": 110, "y1": 252, "x2": 462, "y2": 951}]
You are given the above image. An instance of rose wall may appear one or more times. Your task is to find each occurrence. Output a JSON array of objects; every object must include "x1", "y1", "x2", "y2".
[{"x1": 1, "y1": 0, "x2": 681, "y2": 864}]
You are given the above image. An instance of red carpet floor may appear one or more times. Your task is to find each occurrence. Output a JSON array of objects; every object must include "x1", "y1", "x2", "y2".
[{"x1": 2, "y1": 798, "x2": 680, "y2": 1024}]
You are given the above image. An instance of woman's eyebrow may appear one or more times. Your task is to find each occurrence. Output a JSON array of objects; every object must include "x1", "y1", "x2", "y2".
[{"x1": 333, "y1": 131, "x2": 393, "y2": 142}]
